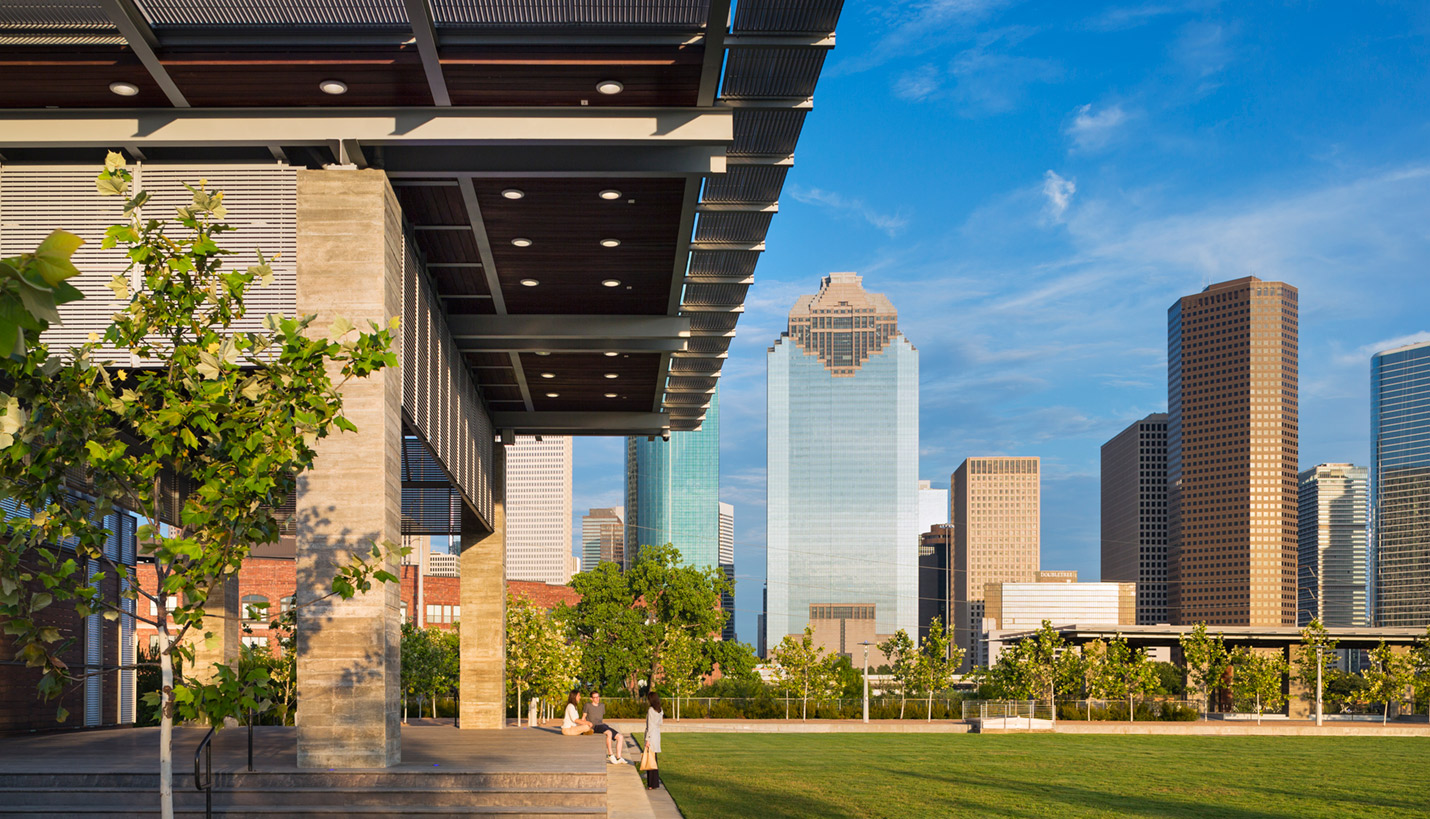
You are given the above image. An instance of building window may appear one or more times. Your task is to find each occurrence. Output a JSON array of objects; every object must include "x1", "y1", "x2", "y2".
[
  {"x1": 280, "y1": 596, "x2": 295, "y2": 614},
  {"x1": 242, "y1": 635, "x2": 269, "y2": 649},
  {"x1": 241, "y1": 594, "x2": 269, "y2": 623}
]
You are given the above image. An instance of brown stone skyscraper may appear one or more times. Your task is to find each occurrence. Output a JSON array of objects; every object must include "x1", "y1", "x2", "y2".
[
  {"x1": 951, "y1": 457, "x2": 1040, "y2": 667},
  {"x1": 1167, "y1": 277, "x2": 1299, "y2": 626}
]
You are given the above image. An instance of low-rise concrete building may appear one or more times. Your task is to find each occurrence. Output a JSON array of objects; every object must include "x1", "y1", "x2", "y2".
[{"x1": 981, "y1": 580, "x2": 1136, "y2": 666}]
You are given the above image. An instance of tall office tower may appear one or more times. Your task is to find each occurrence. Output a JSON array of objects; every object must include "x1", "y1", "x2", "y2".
[
  {"x1": 718, "y1": 502, "x2": 736, "y2": 641},
  {"x1": 918, "y1": 479, "x2": 949, "y2": 534},
  {"x1": 580, "y1": 507, "x2": 625, "y2": 573},
  {"x1": 1297, "y1": 464, "x2": 1369, "y2": 627},
  {"x1": 951, "y1": 457, "x2": 1040, "y2": 668},
  {"x1": 1167, "y1": 277, "x2": 1298, "y2": 626},
  {"x1": 1371, "y1": 340, "x2": 1430, "y2": 626},
  {"x1": 504, "y1": 435, "x2": 573, "y2": 584},
  {"x1": 766, "y1": 273, "x2": 919, "y2": 651},
  {"x1": 918, "y1": 526, "x2": 951, "y2": 645},
  {"x1": 625, "y1": 387, "x2": 721, "y2": 571},
  {"x1": 1101, "y1": 413, "x2": 1170, "y2": 625}
]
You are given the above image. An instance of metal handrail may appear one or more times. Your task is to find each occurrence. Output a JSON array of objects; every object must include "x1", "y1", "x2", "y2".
[
  {"x1": 247, "y1": 708, "x2": 254, "y2": 772},
  {"x1": 194, "y1": 725, "x2": 215, "y2": 819}
]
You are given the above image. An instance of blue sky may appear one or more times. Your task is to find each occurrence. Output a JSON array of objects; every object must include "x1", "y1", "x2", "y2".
[{"x1": 572, "y1": 0, "x2": 1430, "y2": 645}]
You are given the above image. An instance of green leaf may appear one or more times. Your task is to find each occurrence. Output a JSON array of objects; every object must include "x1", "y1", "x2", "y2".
[
  {"x1": 106, "y1": 275, "x2": 131, "y2": 301},
  {"x1": 55, "y1": 705, "x2": 69, "y2": 723},
  {"x1": 30, "y1": 592, "x2": 52, "y2": 612},
  {"x1": 14, "y1": 285, "x2": 62, "y2": 327},
  {"x1": 96, "y1": 170, "x2": 127, "y2": 197},
  {"x1": 196, "y1": 350, "x2": 222, "y2": 380},
  {"x1": 104, "y1": 151, "x2": 126, "y2": 173},
  {"x1": 328, "y1": 316, "x2": 354, "y2": 339},
  {"x1": 32, "y1": 230, "x2": 85, "y2": 286}
]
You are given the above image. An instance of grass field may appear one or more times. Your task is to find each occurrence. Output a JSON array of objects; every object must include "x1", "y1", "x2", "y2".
[{"x1": 655, "y1": 733, "x2": 1430, "y2": 818}]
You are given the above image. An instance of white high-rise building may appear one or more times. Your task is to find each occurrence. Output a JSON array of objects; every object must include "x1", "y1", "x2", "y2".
[
  {"x1": 718, "y1": 502, "x2": 735, "y2": 566},
  {"x1": 918, "y1": 479, "x2": 948, "y2": 535},
  {"x1": 505, "y1": 435, "x2": 574, "y2": 584},
  {"x1": 581, "y1": 507, "x2": 625, "y2": 572}
]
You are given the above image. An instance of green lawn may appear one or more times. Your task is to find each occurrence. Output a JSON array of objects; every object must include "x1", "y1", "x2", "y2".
[{"x1": 656, "y1": 733, "x2": 1430, "y2": 818}]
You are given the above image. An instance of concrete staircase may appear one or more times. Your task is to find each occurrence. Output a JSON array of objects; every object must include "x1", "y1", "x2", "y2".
[{"x1": 0, "y1": 769, "x2": 607, "y2": 817}]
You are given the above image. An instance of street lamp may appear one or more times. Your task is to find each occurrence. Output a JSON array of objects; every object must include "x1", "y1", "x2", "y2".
[{"x1": 859, "y1": 641, "x2": 874, "y2": 724}]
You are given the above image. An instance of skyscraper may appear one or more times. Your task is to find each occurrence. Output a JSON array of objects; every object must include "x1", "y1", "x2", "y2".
[
  {"x1": 580, "y1": 507, "x2": 624, "y2": 573},
  {"x1": 624, "y1": 386, "x2": 721, "y2": 571},
  {"x1": 1371, "y1": 339, "x2": 1430, "y2": 626},
  {"x1": 1297, "y1": 464, "x2": 1369, "y2": 627},
  {"x1": 1101, "y1": 413, "x2": 1170, "y2": 625},
  {"x1": 918, "y1": 525, "x2": 951, "y2": 645},
  {"x1": 1167, "y1": 276, "x2": 1298, "y2": 626},
  {"x1": 505, "y1": 435, "x2": 573, "y2": 584},
  {"x1": 766, "y1": 273, "x2": 919, "y2": 650},
  {"x1": 951, "y1": 457, "x2": 1040, "y2": 668},
  {"x1": 918, "y1": 479, "x2": 949, "y2": 535},
  {"x1": 719, "y1": 502, "x2": 735, "y2": 641}
]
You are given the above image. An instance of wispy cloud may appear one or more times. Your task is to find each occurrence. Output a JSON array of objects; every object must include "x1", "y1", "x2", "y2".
[
  {"x1": 786, "y1": 184, "x2": 910, "y2": 236},
  {"x1": 1333, "y1": 330, "x2": 1430, "y2": 366},
  {"x1": 1041, "y1": 170, "x2": 1076, "y2": 221},
  {"x1": 833, "y1": 0, "x2": 1019, "y2": 76},
  {"x1": 1085, "y1": 1, "x2": 1222, "y2": 32},
  {"x1": 1065, "y1": 103, "x2": 1131, "y2": 152}
]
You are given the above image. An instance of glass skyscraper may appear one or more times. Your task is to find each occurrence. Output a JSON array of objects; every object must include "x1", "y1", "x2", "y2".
[
  {"x1": 1371, "y1": 339, "x2": 1430, "y2": 626},
  {"x1": 766, "y1": 273, "x2": 919, "y2": 648},
  {"x1": 624, "y1": 386, "x2": 721, "y2": 571}
]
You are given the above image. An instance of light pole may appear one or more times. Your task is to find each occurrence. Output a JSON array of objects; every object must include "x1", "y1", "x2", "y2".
[{"x1": 859, "y1": 640, "x2": 873, "y2": 724}]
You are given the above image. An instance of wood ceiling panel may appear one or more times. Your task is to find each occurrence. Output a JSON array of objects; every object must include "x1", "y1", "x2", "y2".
[
  {"x1": 429, "y1": 265, "x2": 489, "y2": 296},
  {"x1": 441, "y1": 297, "x2": 497, "y2": 314},
  {"x1": 520, "y1": 352, "x2": 658, "y2": 412},
  {"x1": 396, "y1": 184, "x2": 467, "y2": 226},
  {"x1": 420, "y1": 230, "x2": 482, "y2": 266},
  {"x1": 161, "y1": 48, "x2": 434, "y2": 107},
  {"x1": 476, "y1": 177, "x2": 685, "y2": 315},
  {"x1": 442, "y1": 46, "x2": 701, "y2": 107},
  {"x1": 0, "y1": 48, "x2": 164, "y2": 108}
]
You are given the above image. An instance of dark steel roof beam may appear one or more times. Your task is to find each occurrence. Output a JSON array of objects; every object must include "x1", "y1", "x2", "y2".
[
  {"x1": 402, "y1": 0, "x2": 451, "y2": 106},
  {"x1": 97, "y1": 0, "x2": 188, "y2": 108}
]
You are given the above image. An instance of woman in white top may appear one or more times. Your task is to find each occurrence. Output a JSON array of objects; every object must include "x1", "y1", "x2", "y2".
[
  {"x1": 561, "y1": 691, "x2": 592, "y2": 736},
  {"x1": 643, "y1": 691, "x2": 663, "y2": 790}
]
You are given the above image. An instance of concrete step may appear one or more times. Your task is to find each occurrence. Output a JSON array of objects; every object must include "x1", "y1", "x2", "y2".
[
  {"x1": 0, "y1": 772, "x2": 607, "y2": 791},
  {"x1": 0, "y1": 785, "x2": 606, "y2": 809}
]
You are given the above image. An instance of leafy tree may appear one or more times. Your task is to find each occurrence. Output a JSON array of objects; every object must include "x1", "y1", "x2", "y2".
[
  {"x1": 1150, "y1": 661, "x2": 1186, "y2": 697},
  {"x1": 1411, "y1": 626, "x2": 1430, "y2": 717},
  {"x1": 401, "y1": 622, "x2": 439, "y2": 721},
  {"x1": 564, "y1": 561, "x2": 647, "y2": 695},
  {"x1": 1180, "y1": 624, "x2": 1232, "y2": 716},
  {"x1": 1079, "y1": 639, "x2": 1110, "y2": 720},
  {"x1": 1364, "y1": 641, "x2": 1412, "y2": 725},
  {"x1": 828, "y1": 654, "x2": 864, "y2": 699},
  {"x1": 0, "y1": 157, "x2": 398, "y2": 819},
  {"x1": 506, "y1": 593, "x2": 579, "y2": 726},
  {"x1": 1295, "y1": 619, "x2": 1338, "y2": 722},
  {"x1": 709, "y1": 638, "x2": 760, "y2": 685},
  {"x1": 1104, "y1": 637, "x2": 1158, "y2": 722},
  {"x1": 914, "y1": 617, "x2": 963, "y2": 721},
  {"x1": 661, "y1": 629, "x2": 705, "y2": 720},
  {"x1": 1230, "y1": 648, "x2": 1288, "y2": 724},
  {"x1": 877, "y1": 629, "x2": 917, "y2": 718},
  {"x1": 770, "y1": 626, "x2": 836, "y2": 720}
]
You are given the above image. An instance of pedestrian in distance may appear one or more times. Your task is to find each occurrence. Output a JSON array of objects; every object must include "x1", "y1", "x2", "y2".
[
  {"x1": 584, "y1": 690, "x2": 629, "y2": 764},
  {"x1": 641, "y1": 691, "x2": 663, "y2": 790}
]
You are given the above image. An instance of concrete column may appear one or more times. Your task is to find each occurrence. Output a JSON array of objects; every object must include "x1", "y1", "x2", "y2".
[
  {"x1": 460, "y1": 445, "x2": 506, "y2": 729},
  {"x1": 293, "y1": 169, "x2": 404, "y2": 768},
  {"x1": 188, "y1": 576, "x2": 239, "y2": 680}
]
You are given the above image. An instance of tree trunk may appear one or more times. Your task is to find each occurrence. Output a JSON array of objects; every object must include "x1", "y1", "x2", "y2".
[
  {"x1": 900, "y1": 695, "x2": 906, "y2": 720},
  {"x1": 516, "y1": 689, "x2": 522, "y2": 728},
  {"x1": 158, "y1": 619, "x2": 175, "y2": 819},
  {"x1": 1128, "y1": 693, "x2": 1134, "y2": 723},
  {"x1": 1383, "y1": 701, "x2": 1389, "y2": 725},
  {"x1": 432, "y1": 695, "x2": 437, "y2": 719},
  {"x1": 1256, "y1": 693, "x2": 1262, "y2": 726}
]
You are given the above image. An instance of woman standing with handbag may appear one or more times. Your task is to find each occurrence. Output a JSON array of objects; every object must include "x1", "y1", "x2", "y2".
[{"x1": 640, "y1": 691, "x2": 663, "y2": 790}]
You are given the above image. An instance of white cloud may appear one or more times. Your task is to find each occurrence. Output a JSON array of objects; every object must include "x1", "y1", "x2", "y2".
[
  {"x1": 1065, "y1": 103, "x2": 1130, "y2": 152},
  {"x1": 786, "y1": 184, "x2": 910, "y2": 237},
  {"x1": 893, "y1": 65, "x2": 943, "y2": 101},
  {"x1": 1041, "y1": 170, "x2": 1076, "y2": 220},
  {"x1": 832, "y1": 0, "x2": 1019, "y2": 76},
  {"x1": 1334, "y1": 330, "x2": 1430, "y2": 366}
]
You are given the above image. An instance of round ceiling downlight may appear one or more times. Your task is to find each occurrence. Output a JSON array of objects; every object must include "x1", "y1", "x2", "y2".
[
  {"x1": 318, "y1": 79, "x2": 349, "y2": 95},
  {"x1": 109, "y1": 81, "x2": 140, "y2": 97},
  {"x1": 600, "y1": 238, "x2": 620, "y2": 248},
  {"x1": 599, "y1": 189, "x2": 622, "y2": 200},
  {"x1": 596, "y1": 80, "x2": 624, "y2": 95}
]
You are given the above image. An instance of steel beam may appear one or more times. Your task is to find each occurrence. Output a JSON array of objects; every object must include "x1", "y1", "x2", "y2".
[
  {"x1": 381, "y1": 145, "x2": 726, "y2": 177},
  {"x1": 98, "y1": 0, "x2": 189, "y2": 108},
  {"x1": 698, "y1": 0, "x2": 732, "y2": 107},
  {"x1": 402, "y1": 0, "x2": 451, "y2": 106},
  {"x1": 724, "y1": 34, "x2": 835, "y2": 49},
  {"x1": 0, "y1": 108, "x2": 733, "y2": 149},
  {"x1": 446, "y1": 314, "x2": 691, "y2": 353},
  {"x1": 492, "y1": 411, "x2": 670, "y2": 436}
]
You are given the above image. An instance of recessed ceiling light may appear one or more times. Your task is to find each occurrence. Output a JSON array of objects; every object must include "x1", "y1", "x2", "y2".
[
  {"x1": 600, "y1": 238, "x2": 620, "y2": 248},
  {"x1": 604, "y1": 373, "x2": 619, "y2": 379},
  {"x1": 108, "y1": 81, "x2": 139, "y2": 97},
  {"x1": 596, "y1": 80, "x2": 624, "y2": 95},
  {"x1": 502, "y1": 188, "x2": 525, "y2": 200},
  {"x1": 512, "y1": 238, "x2": 533, "y2": 248},
  {"x1": 520, "y1": 278, "x2": 539, "y2": 286},
  {"x1": 540, "y1": 372, "x2": 555, "y2": 379},
  {"x1": 601, "y1": 279, "x2": 622, "y2": 287},
  {"x1": 599, "y1": 189, "x2": 622, "y2": 200},
  {"x1": 535, "y1": 351, "x2": 551, "y2": 356},
  {"x1": 546, "y1": 392, "x2": 559, "y2": 398},
  {"x1": 604, "y1": 351, "x2": 619, "y2": 357},
  {"x1": 605, "y1": 393, "x2": 618, "y2": 398},
  {"x1": 318, "y1": 79, "x2": 348, "y2": 95}
]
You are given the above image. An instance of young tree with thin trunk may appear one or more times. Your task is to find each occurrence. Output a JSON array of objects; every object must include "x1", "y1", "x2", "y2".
[
  {"x1": 1364, "y1": 641, "x2": 1411, "y2": 725},
  {"x1": 877, "y1": 629, "x2": 916, "y2": 718},
  {"x1": 1180, "y1": 623, "x2": 1231, "y2": 717},
  {"x1": 1104, "y1": 637, "x2": 1157, "y2": 722},
  {"x1": 0, "y1": 156, "x2": 398, "y2": 819},
  {"x1": 771, "y1": 626, "x2": 835, "y2": 721},
  {"x1": 1295, "y1": 619, "x2": 1338, "y2": 723},
  {"x1": 1080, "y1": 639, "x2": 1110, "y2": 720},
  {"x1": 1231, "y1": 648, "x2": 1288, "y2": 725},
  {"x1": 914, "y1": 618, "x2": 963, "y2": 721}
]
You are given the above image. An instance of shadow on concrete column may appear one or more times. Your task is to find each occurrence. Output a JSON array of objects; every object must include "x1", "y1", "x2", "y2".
[
  {"x1": 460, "y1": 444, "x2": 506, "y2": 729},
  {"x1": 293, "y1": 168, "x2": 404, "y2": 767}
]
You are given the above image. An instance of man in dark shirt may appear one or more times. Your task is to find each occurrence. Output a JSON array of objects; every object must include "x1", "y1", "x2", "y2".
[{"x1": 583, "y1": 691, "x2": 629, "y2": 765}]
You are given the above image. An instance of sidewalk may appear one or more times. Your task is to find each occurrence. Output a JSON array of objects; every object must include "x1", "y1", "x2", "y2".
[{"x1": 606, "y1": 735, "x2": 682, "y2": 819}]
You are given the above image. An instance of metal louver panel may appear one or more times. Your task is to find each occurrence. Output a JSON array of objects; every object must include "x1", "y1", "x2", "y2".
[
  {"x1": 702, "y1": 165, "x2": 788, "y2": 203},
  {"x1": 662, "y1": 389, "x2": 713, "y2": 403},
  {"x1": 432, "y1": 0, "x2": 708, "y2": 27},
  {"x1": 665, "y1": 375, "x2": 717, "y2": 392},
  {"x1": 136, "y1": 0, "x2": 410, "y2": 27},
  {"x1": 687, "y1": 249, "x2": 759, "y2": 279},
  {"x1": 680, "y1": 336, "x2": 731, "y2": 355},
  {"x1": 401, "y1": 231, "x2": 494, "y2": 527},
  {"x1": 117, "y1": 514, "x2": 136, "y2": 724},
  {"x1": 84, "y1": 556, "x2": 102, "y2": 727},
  {"x1": 721, "y1": 48, "x2": 826, "y2": 99},
  {"x1": 694, "y1": 212, "x2": 773, "y2": 244},
  {"x1": 0, "y1": 164, "x2": 298, "y2": 362},
  {"x1": 0, "y1": 1, "x2": 114, "y2": 29},
  {"x1": 685, "y1": 312, "x2": 739, "y2": 335},
  {"x1": 732, "y1": 0, "x2": 843, "y2": 33},
  {"x1": 681, "y1": 282, "x2": 749, "y2": 308},
  {"x1": 731, "y1": 109, "x2": 807, "y2": 156}
]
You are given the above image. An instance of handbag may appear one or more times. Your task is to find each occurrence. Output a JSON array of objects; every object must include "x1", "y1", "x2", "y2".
[{"x1": 639, "y1": 744, "x2": 657, "y2": 771}]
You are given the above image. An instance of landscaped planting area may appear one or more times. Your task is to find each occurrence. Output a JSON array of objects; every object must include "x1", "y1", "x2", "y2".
[{"x1": 658, "y1": 733, "x2": 1430, "y2": 818}]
